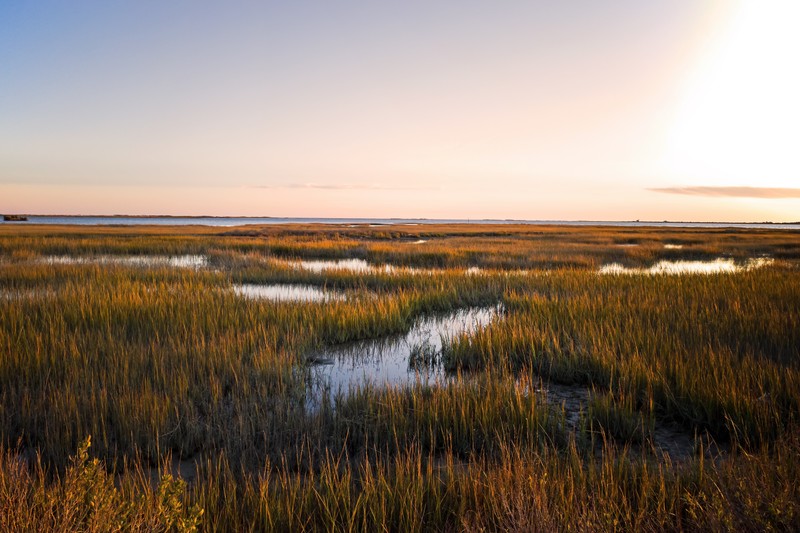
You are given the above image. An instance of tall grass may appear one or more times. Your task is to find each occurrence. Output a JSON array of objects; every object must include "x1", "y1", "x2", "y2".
[
  {"x1": 443, "y1": 269, "x2": 800, "y2": 447},
  {"x1": 0, "y1": 224, "x2": 798, "y2": 530}
]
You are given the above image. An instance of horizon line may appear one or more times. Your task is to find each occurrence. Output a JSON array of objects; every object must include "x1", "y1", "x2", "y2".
[{"x1": 2, "y1": 213, "x2": 798, "y2": 225}]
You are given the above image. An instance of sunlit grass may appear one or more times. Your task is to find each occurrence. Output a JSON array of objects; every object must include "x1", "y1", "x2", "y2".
[{"x1": 0, "y1": 223, "x2": 798, "y2": 530}]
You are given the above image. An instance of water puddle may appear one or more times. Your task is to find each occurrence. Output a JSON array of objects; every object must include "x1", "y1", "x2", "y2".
[
  {"x1": 305, "y1": 306, "x2": 501, "y2": 408},
  {"x1": 287, "y1": 258, "x2": 428, "y2": 275},
  {"x1": 294, "y1": 258, "x2": 376, "y2": 273},
  {"x1": 663, "y1": 244, "x2": 684, "y2": 249},
  {"x1": 599, "y1": 257, "x2": 772, "y2": 275},
  {"x1": 289, "y1": 258, "x2": 489, "y2": 276},
  {"x1": 0, "y1": 288, "x2": 56, "y2": 301},
  {"x1": 41, "y1": 255, "x2": 208, "y2": 269},
  {"x1": 232, "y1": 283, "x2": 345, "y2": 303},
  {"x1": 410, "y1": 239, "x2": 428, "y2": 244}
]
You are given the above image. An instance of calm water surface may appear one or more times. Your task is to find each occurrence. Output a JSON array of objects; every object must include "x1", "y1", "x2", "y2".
[
  {"x1": 599, "y1": 257, "x2": 773, "y2": 275},
  {"x1": 5, "y1": 216, "x2": 799, "y2": 229},
  {"x1": 41, "y1": 255, "x2": 208, "y2": 268},
  {"x1": 306, "y1": 306, "x2": 501, "y2": 409},
  {"x1": 232, "y1": 283, "x2": 345, "y2": 303}
]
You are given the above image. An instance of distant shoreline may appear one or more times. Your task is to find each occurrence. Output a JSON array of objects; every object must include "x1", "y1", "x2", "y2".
[
  {"x1": 2, "y1": 214, "x2": 799, "y2": 228},
  {"x1": 2, "y1": 213, "x2": 799, "y2": 224}
]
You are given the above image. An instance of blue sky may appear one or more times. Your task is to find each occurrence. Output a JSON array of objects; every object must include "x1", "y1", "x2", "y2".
[{"x1": 2, "y1": 1, "x2": 798, "y2": 220}]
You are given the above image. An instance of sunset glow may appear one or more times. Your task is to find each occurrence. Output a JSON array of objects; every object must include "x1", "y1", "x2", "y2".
[
  {"x1": 662, "y1": 0, "x2": 800, "y2": 190},
  {"x1": 1, "y1": 1, "x2": 798, "y2": 221}
]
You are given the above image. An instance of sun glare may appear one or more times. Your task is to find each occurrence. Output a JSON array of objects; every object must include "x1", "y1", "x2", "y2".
[{"x1": 662, "y1": 0, "x2": 800, "y2": 188}]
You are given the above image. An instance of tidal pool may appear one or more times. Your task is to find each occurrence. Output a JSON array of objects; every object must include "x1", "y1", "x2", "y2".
[
  {"x1": 305, "y1": 306, "x2": 501, "y2": 408},
  {"x1": 288, "y1": 258, "x2": 490, "y2": 276},
  {"x1": 294, "y1": 258, "x2": 375, "y2": 273},
  {"x1": 599, "y1": 257, "x2": 772, "y2": 275},
  {"x1": 0, "y1": 288, "x2": 56, "y2": 301},
  {"x1": 232, "y1": 283, "x2": 345, "y2": 303},
  {"x1": 288, "y1": 258, "x2": 428, "y2": 275},
  {"x1": 41, "y1": 255, "x2": 208, "y2": 269}
]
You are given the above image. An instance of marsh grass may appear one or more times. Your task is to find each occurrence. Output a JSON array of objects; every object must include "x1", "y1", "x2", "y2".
[
  {"x1": 0, "y1": 223, "x2": 798, "y2": 530},
  {"x1": 408, "y1": 339, "x2": 439, "y2": 369},
  {"x1": 588, "y1": 389, "x2": 655, "y2": 445}
]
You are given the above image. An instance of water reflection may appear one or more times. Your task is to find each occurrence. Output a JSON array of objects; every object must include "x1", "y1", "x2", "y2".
[
  {"x1": 599, "y1": 257, "x2": 772, "y2": 275},
  {"x1": 0, "y1": 288, "x2": 56, "y2": 301},
  {"x1": 289, "y1": 258, "x2": 485, "y2": 276},
  {"x1": 306, "y1": 306, "x2": 501, "y2": 408},
  {"x1": 294, "y1": 258, "x2": 375, "y2": 273},
  {"x1": 232, "y1": 283, "x2": 344, "y2": 302},
  {"x1": 290, "y1": 258, "x2": 427, "y2": 275},
  {"x1": 41, "y1": 255, "x2": 208, "y2": 269}
]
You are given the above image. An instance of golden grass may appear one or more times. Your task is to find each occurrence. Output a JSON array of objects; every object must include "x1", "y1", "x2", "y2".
[{"x1": 0, "y1": 223, "x2": 798, "y2": 530}]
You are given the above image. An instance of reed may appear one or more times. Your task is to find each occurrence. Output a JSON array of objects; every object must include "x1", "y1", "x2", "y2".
[{"x1": 0, "y1": 223, "x2": 798, "y2": 530}]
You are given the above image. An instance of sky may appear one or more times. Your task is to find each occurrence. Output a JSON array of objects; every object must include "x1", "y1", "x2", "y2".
[{"x1": 1, "y1": 1, "x2": 799, "y2": 221}]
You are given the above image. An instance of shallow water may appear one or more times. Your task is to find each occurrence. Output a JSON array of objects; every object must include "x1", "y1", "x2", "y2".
[
  {"x1": 290, "y1": 258, "x2": 490, "y2": 276},
  {"x1": 306, "y1": 306, "x2": 501, "y2": 408},
  {"x1": 290, "y1": 258, "x2": 431, "y2": 275},
  {"x1": 41, "y1": 255, "x2": 208, "y2": 269},
  {"x1": 11, "y1": 215, "x2": 800, "y2": 229},
  {"x1": 294, "y1": 258, "x2": 376, "y2": 273},
  {"x1": 232, "y1": 283, "x2": 345, "y2": 303},
  {"x1": 663, "y1": 244, "x2": 684, "y2": 249},
  {"x1": 599, "y1": 257, "x2": 772, "y2": 275},
  {"x1": 0, "y1": 288, "x2": 56, "y2": 301}
]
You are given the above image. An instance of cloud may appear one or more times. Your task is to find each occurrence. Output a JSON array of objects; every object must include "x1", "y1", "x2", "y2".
[
  {"x1": 648, "y1": 186, "x2": 800, "y2": 199},
  {"x1": 248, "y1": 182, "x2": 439, "y2": 191}
]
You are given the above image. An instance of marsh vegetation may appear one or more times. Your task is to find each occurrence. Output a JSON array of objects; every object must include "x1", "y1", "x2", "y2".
[{"x1": 0, "y1": 223, "x2": 798, "y2": 531}]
